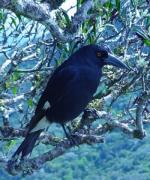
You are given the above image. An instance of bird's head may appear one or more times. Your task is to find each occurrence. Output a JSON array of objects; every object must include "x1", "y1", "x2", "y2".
[{"x1": 81, "y1": 44, "x2": 130, "y2": 70}]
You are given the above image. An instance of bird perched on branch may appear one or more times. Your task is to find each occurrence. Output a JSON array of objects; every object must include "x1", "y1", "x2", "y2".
[{"x1": 12, "y1": 44, "x2": 129, "y2": 159}]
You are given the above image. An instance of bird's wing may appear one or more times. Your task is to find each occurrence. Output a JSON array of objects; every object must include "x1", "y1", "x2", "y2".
[
  {"x1": 26, "y1": 108, "x2": 46, "y2": 132},
  {"x1": 44, "y1": 65, "x2": 100, "y2": 123},
  {"x1": 35, "y1": 64, "x2": 78, "y2": 113},
  {"x1": 26, "y1": 64, "x2": 78, "y2": 133},
  {"x1": 26, "y1": 65, "x2": 78, "y2": 131}
]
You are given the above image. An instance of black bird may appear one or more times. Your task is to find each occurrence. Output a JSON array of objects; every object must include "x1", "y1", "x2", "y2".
[{"x1": 12, "y1": 44, "x2": 129, "y2": 159}]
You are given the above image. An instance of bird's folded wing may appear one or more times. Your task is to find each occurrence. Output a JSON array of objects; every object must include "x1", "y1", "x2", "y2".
[{"x1": 35, "y1": 65, "x2": 78, "y2": 113}]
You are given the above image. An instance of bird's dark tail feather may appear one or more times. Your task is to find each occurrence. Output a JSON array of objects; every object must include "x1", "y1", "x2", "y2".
[{"x1": 12, "y1": 130, "x2": 42, "y2": 159}]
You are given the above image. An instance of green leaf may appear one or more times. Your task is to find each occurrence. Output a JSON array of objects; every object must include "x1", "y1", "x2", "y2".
[
  {"x1": 77, "y1": 0, "x2": 80, "y2": 10},
  {"x1": 5, "y1": 81, "x2": 10, "y2": 88},
  {"x1": 143, "y1": 39, "x2": 150, "y2": 46},
  {"x1": 0, "y1": 11, "x2": 4, "y2": 20},
  {"x1": 61, "y1": 9, "x2": 71, "y2": 28},
  {"x1": 11, "y1": 17, "x2": 17, "y2": 27},
  {"x1": 12, "y1": 71, "x2": 20, "y2": 81},
  {"x1": 28, "y1": 98, "x2": 33, "y2": 108},
  {"x1": 12, "y1": 86, "x2": 17, "y2": 95},
  {"x1": 77, "y1": 0, "x2": 85, "y2": 10},
  {"x1": 16, "y1": 14, "x2": 21, "y2": 21},
  {"x1": 104, "y1": 1, "x2": 113, "y2": 10},
  {"x1": 4, "y1": 140, "x2": 16, "y2": 151},
  {"x1": 116, "y1": 0, "x2": 120, "y2": 11}
]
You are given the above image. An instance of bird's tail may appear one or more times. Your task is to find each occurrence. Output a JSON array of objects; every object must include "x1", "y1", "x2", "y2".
[{"x1": 12, "y1": 130, "x2": 42, "y2": 159}]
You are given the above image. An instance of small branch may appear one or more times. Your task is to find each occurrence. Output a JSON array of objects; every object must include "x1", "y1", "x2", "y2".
[{"x1": 14, "y1": 66, "x2": 54, "y2": 73}]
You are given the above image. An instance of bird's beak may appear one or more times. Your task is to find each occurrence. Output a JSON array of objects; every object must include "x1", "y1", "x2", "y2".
[{"x1": 105, "y1": 54, "x2": 130, "y2": 70}]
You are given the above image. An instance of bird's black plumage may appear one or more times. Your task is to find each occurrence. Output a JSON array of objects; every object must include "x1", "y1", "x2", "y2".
[{"x1": 12, "y1": 44, "x2": 129, "y2": 159}]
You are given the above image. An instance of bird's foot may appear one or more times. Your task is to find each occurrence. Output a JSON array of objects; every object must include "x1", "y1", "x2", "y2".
[
  {"x1": 61, "y1": 124, "x2": 80, "y2": 146},
  {"x1": 83, "y1": 108, "x2": 100, "y2": 119}
]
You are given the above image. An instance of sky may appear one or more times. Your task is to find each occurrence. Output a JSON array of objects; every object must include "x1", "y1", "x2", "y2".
[{"x1": 61, "y1": 0, "x2": 77, "y2": 17}]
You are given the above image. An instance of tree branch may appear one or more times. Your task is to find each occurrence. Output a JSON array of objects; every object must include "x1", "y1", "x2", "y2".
[
  {"x1": 0, "y1": 0, "x2": 94, "y2": 42},
  {"x1": 6, "y1": 109, "x2": 149, "y2": 176},
  {"x1": 134, "y1": 91, "x2": 150, "y2": 138}
]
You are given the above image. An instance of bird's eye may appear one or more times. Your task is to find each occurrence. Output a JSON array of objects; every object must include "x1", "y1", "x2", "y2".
[
  {"x1": 96, "y1": 50, "x2": 108, "y2": 58},
  {"x1": 97, "y1": 52, "x2": 102, "y2": 57}
]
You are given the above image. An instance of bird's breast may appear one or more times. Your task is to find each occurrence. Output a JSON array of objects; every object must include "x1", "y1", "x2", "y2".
[{"x1": 47, "y1": 66, "x2": 101, "y2": 124}]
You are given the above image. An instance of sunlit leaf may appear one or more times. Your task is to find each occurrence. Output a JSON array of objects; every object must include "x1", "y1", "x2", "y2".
[
  {"x1": 12, "y1": 72, "x2": 20, "y2": 81},
  {"x1": 143, "y1": 39, "x2": 150, "y2": 46},
  {"x1": 12, "y1": 86, "x2": 17, "y2": 95},
  {"x1": 4, "y1": 140, "x2": 16, "y2": 151},
  {"x1": 28, "y1": 98, "x2": 33, "y2": 108},
  {"x1": 104, "y1": 1, "x2": 113, "y2": 10},
  {"x1": 5, "y1": 81, "x2": 10, "y2": 88}
]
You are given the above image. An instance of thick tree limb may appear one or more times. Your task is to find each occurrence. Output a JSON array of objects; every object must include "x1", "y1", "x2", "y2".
[
  {"x1": 0, "y1": 0, "x2": 93, "y2": 42},
  {"x1": 0, "y1": 0, "x2": 67, "y2": 41}
]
